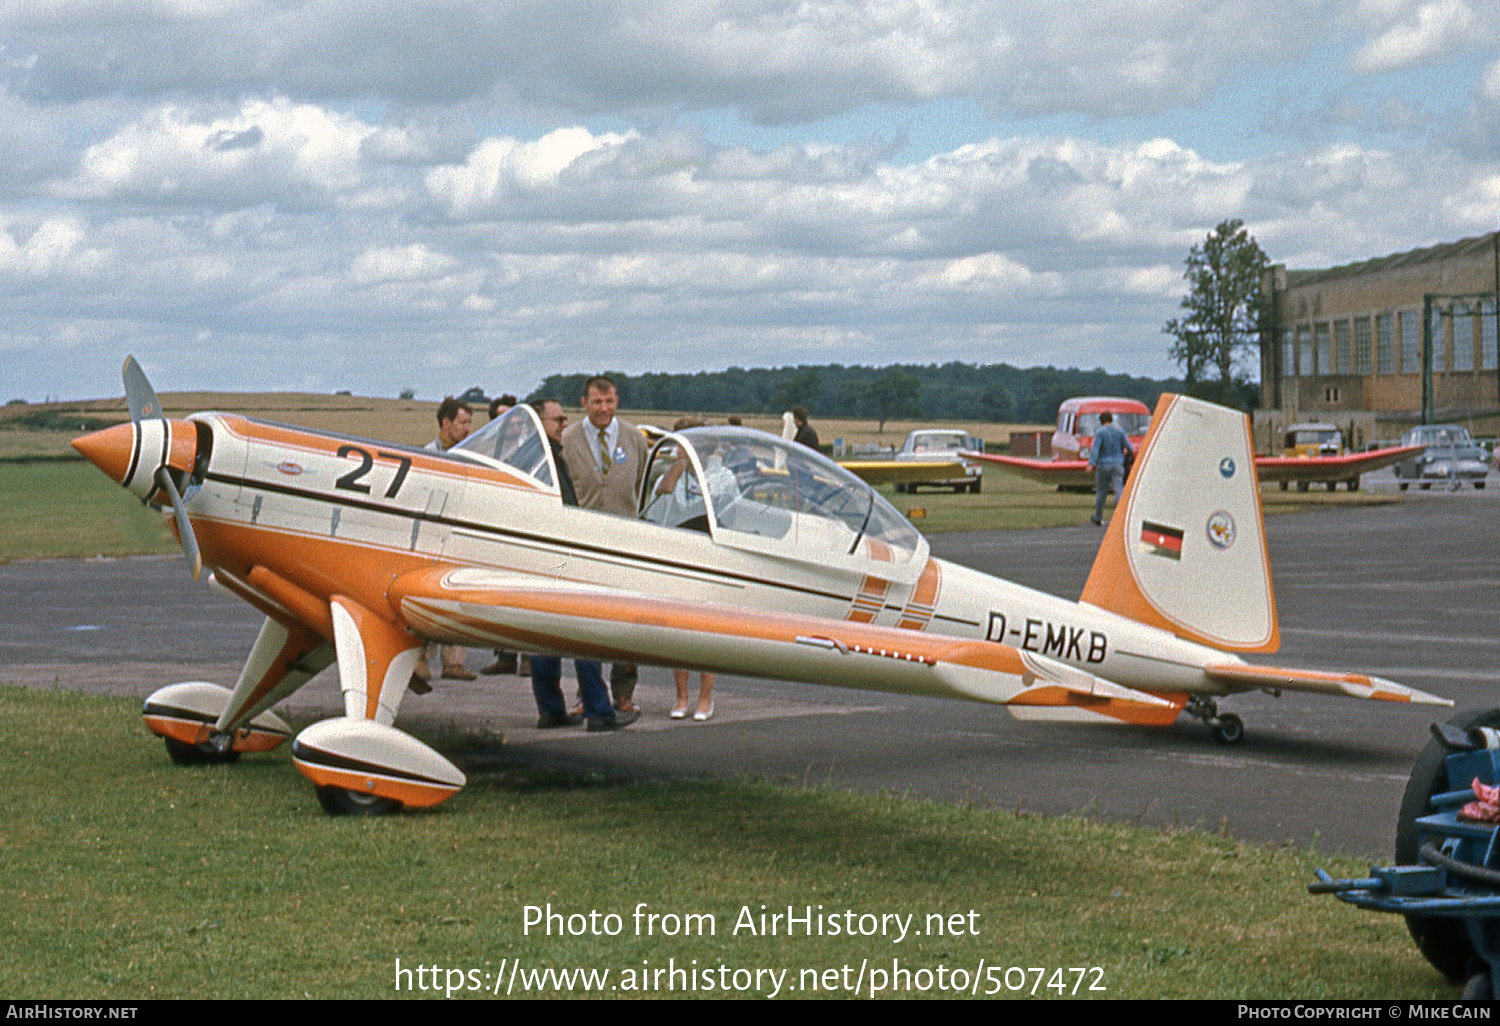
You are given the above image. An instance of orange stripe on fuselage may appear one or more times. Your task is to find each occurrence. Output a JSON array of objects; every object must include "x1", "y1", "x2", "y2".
[
  {"x1": 847, "y1": 575, "x2": 890, "y2": 623},
  {"x1": 896, "y1": 558, "x2": 941, "y2": 631}
]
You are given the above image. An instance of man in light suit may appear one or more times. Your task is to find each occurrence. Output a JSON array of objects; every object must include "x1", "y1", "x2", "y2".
[{"x1": 561, "y1": 375, "x2": 648, "y2": 711}]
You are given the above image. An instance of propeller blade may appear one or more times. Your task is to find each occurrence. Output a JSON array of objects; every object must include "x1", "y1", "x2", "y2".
[
  {"x1": 123, "y1": 355, "x2": 164, "y2": 422},
  {"x1": 154, "y1": 465, "x2": 203, "y2": 581}
]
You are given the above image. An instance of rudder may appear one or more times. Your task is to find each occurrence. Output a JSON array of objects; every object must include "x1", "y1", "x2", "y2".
[{"x1": 1079, "y1": 394, "x2": 1279, "y2": 653}]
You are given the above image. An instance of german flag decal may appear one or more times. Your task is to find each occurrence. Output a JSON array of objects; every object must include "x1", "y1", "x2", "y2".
[{"x1": 1140, "y1": 520, "x2": 1184, "y2": 560}]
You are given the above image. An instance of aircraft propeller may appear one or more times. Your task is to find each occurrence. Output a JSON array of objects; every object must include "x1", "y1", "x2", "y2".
[{"x1": 122, "y1": 355, "x2": 203, "y2": 581}]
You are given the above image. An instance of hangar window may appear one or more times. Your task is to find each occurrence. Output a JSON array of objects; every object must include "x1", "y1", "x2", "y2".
[
  {"x1": 1354, "y1": 318, "x2": 1372, "y2": 374},
  {"x1": 1400, "y1": 310, "x2": 1421, "y2": 373},
  {"x1": 1377, "y1": 314, "x2": 1395, "y2": 374},
  {"x1": 1482, "y1": 302, "x2": 1498, "y2": 370},
  {"x1": 1453, "y1": 307, "x2": 1475, "y2": 371},
  {"x1": 1315, "y1": 323, "x2": 1331, "y2": 375},
  {"x1": 1334, "y1": 320, "x2": 1350, "y2": 373}
]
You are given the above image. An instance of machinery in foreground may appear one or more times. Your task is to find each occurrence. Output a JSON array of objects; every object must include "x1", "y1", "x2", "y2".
[{"x1": 1312, "y1": 710, "x2": 1500, "y2": 999}]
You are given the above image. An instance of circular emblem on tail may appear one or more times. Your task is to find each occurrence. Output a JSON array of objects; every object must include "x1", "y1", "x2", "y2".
[
  {"x1": 1219, "y1": 457, "x2": 1236, "y2": 478},
  {"x1": 1206, "y1": 511, "x2": 1236, "y2": 550}
]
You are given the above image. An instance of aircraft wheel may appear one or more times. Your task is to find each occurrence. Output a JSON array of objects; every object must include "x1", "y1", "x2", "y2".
[
  {"x1": 1395, "y1": 707, "x2": 1500, "y2": 981},
  {"x1": 164, "y1": 736, "x2": 240, "y2": 766},
  {"x1": 315, "y1": 785, "x2": 402, "y2": 817},
  {"x1": 1211, "y1": 713, "x2": 1245, "y2": 745}
]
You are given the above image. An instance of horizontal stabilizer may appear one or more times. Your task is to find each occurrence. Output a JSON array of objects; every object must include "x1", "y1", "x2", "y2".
[{"x1": 1204, "y1": 663, "x2": 1451, "y2": 706}]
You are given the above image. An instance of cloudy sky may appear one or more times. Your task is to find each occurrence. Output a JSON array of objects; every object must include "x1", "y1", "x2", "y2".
[{"x1": 2, "y1": 1, "x2": 1498, "y2": 402}]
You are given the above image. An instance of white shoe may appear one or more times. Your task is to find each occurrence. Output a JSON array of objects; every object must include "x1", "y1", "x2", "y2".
[
  {"x1": 669, "y1": 705, "x2": 689, "y2": 720},
  {"x1": 692, "y1": 703, "x2": 714, "y2": 722}
]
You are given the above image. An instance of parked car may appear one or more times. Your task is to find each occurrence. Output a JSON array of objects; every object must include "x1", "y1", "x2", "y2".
[
  {"x1": 1393, "y1": 424, "x2": 1489, "y2": 490},
  {"x1": 892, "y1": 429, "x2": 984, "y2": 493}
]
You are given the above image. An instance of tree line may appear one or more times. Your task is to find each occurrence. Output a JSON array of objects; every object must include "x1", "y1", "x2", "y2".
[{"x1": 522, "y1": 362, "x2": 1183, "y2": 426}]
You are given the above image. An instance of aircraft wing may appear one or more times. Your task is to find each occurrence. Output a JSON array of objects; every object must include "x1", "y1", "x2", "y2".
[
  {"x1": 388, "y1": 566, "x2": 1182, "y2": 726},
  {"x1": 1252, "y1": 444, "x2": 1424, "y2": 484},
  {"x1": 960, "y1": 451, "x2": 1092, "y2": 488},
  {"x1": 1204, "y1": 663, "x2": 1449, "y2": 705},
  {"x1": 838, "y1": 459, "x2": 967, "y2": 485}
]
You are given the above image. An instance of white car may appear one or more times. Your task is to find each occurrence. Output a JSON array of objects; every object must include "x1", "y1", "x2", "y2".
[{"x1": 892, "y1": 429, "x2": 984, "y2": 493}]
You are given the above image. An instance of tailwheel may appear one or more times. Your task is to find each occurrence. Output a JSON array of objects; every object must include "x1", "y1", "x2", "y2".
[
  {"x1": 315, "y1": 785, "x2": 402, "y2": 817},
  {"x1": 164, "y1": 735, "x2": 240, "y2": 766},
  {"x1": 1186, "y1": 696, "x2": 1246, "y2": 745}
]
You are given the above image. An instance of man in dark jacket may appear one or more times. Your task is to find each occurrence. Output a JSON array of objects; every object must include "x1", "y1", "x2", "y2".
[{"x1": 527, "y1": 398, "x2": 638, "y2": 731}]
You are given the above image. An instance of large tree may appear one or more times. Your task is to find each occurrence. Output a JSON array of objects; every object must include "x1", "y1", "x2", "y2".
[
  {"x1": 861, "y1": 369, "x2": 921, "y2": 433},
  {"x1": 1164, "y1": 219, "x2": 1268, "y2": 406}
]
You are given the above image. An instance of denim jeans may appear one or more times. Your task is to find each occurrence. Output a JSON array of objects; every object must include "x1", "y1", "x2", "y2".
[
  {"x1": 530, "y1": 656, "x2": 613, "y2": 720},
  {"x1": 1094, "y1": 462, "x2": 1124, "y2": 520}
]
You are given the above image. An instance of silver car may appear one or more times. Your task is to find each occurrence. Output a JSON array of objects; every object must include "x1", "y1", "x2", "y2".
[
  {"x1": 892, "y1": 429, "x2": 985, "y2": 493},
  {"x1": 1394, "y1": 424, "x2": 1489, "y2": 490}
]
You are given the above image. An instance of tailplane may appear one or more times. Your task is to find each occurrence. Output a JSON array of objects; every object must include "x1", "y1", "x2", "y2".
[{"x1": 1080, "y1": 394, "x2": 1279, "y2": 653}]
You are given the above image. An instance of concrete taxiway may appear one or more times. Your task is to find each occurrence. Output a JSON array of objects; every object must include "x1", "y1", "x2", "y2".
[{"x1": 4, "y1": 487, "x2": 1496, "y2": 856}]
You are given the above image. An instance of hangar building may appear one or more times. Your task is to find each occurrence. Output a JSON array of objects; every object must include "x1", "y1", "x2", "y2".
[{"x1": 1257, "y1": 231, "x2": 1500, "y2": 449}]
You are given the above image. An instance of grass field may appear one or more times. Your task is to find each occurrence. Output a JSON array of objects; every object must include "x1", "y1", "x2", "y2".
[
  {"x1": 0, "y1": 390, "x2": 1042, "y2": 456},
  {"x1": 0, "y1": 461, "x2": 176, "y2": 561},
  {"x1": 0, "y1": 685, "x2": 1452, "y2": 1000}
]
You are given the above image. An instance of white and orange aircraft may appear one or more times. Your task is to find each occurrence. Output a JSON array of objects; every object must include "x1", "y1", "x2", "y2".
[
  {"x1": 72, "y1": 359, "x2": 1449, "y2": 815},
  {"x1": 974, "y1": 395, "x2": 1423, "y2": 491}
]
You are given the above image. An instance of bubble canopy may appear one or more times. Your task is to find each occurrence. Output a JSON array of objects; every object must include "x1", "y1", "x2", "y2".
[
  {"x1": 641, "y1": 426, "x2": 924, "y2": 567},
  {"x1": 453, "y1": 405, "x2": 554, "y2": 488}
]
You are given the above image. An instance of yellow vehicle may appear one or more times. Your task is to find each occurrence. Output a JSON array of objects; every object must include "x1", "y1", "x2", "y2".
[
  {"x1": 1283, "y1": 422, "x2": 1344, "y2": 460},
  {"x1": 1278, "y1": 423, "x2": 1341, "y2": 492}
]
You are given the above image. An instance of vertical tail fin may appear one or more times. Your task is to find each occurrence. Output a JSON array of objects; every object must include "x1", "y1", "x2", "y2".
[{"x1": 1080, "y1": 394, "x2": 1279, "y2": 653}]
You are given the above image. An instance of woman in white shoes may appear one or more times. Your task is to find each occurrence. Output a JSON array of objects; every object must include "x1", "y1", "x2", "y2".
[{"x1": 671, "y1": 669, "x2": 715, "y2": 722}]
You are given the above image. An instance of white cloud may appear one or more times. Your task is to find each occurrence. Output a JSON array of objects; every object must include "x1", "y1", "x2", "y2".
[
  {"x1": 1480, "y1": 58, "x2": 1500, "y2": 103},
  {"x1": 0, "y1": 1, "x2": 1327, "y2": 122},
  {"x1": 350, "y1": 243, "x2": 459, "y2": 285},
  {"x1": 0, "y1": 1, "x2": 1496, "y2": 401},
  {"x1": 427, "y1": 127, "x2": 638, "y2": 218},
  {"x1": 0, "y1": 216, "x2": 101, "y2": 277},
  {"x1": 1353, "y1": 0, "x2": 1478, "y2": 71},
  {"x1": 59, "y1": 97, "x2": 380, "y2": 209}
]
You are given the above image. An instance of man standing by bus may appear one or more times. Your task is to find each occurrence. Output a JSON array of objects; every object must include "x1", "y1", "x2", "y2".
[{"x1": 1089, "y1": 411, "x2": 1132, "y2": 526}]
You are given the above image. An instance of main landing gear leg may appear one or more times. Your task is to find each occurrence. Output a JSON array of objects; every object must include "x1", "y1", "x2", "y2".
[{"x1": 1186, "y1": 696, "x2": 1245, "y2": 745}]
